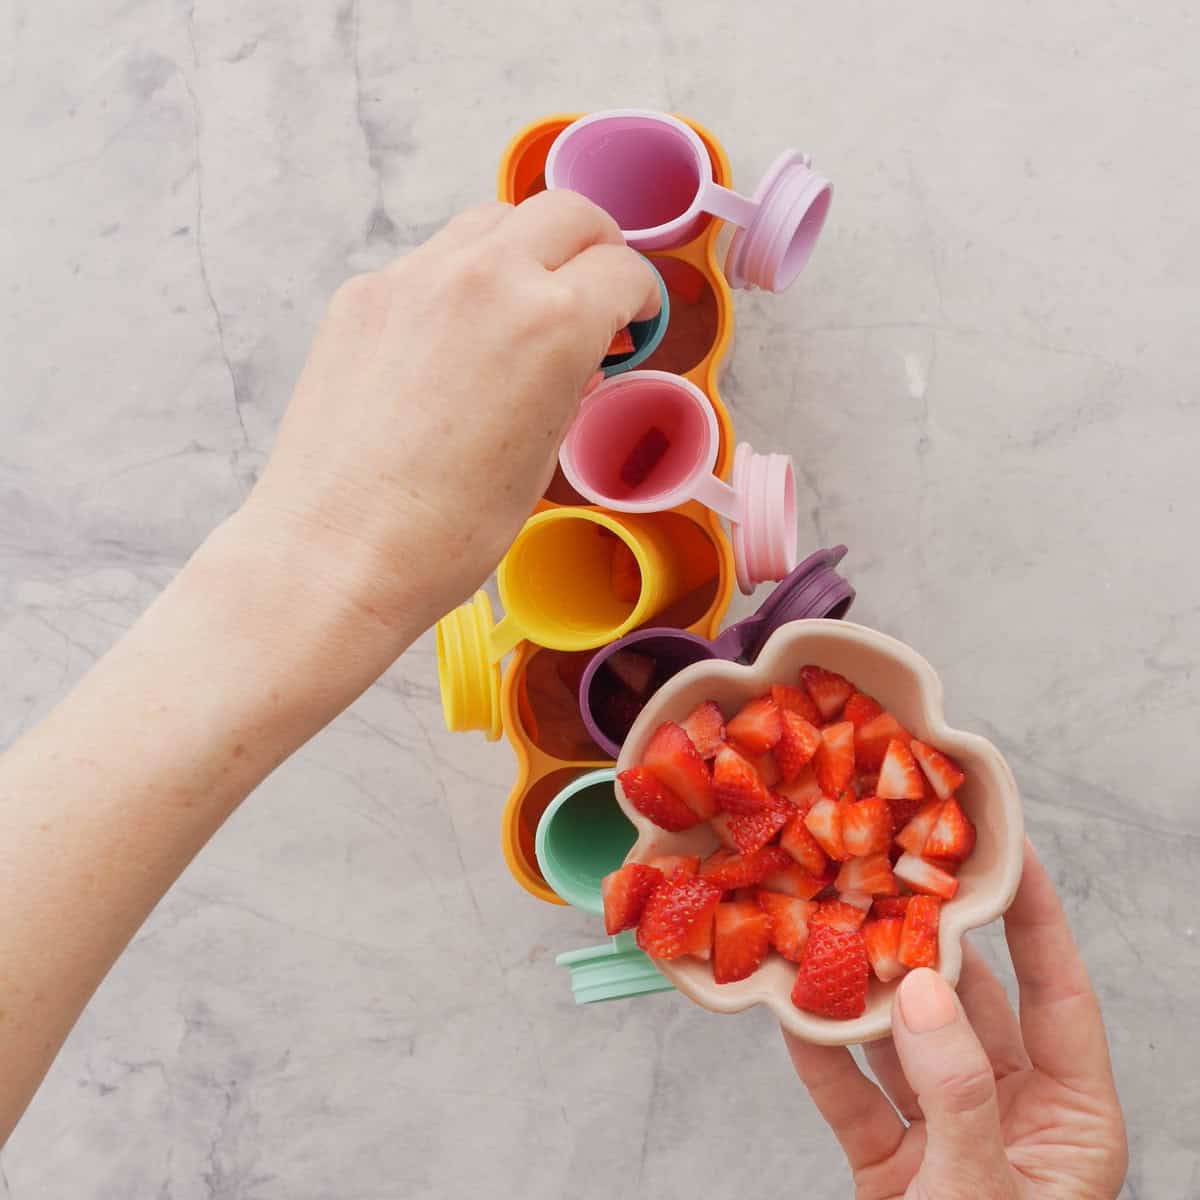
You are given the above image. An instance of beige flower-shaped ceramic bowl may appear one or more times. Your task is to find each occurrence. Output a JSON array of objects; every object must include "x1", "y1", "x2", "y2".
[{"x1": 614, "y1": 619, "x2": 1024, "y2": 1045}]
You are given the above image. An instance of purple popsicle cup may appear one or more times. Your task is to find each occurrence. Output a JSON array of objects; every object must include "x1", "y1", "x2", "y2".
[{"x1": 579, "y1": 546, "x2": 854, "y2": 759}]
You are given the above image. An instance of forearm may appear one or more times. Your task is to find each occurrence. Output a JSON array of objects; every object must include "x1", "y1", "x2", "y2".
[{"x1": 0, "y1": 506, "x2": 421, "y2": 1142}]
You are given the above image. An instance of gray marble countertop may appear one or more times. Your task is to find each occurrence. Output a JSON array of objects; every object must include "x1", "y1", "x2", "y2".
[{"x1": 2, "y1": 2, "x2": 1197, "y2": 1196}]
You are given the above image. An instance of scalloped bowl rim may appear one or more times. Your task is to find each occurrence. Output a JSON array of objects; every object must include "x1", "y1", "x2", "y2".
[{"x1": 614, "y1": 619, "x2": 1025, "y2": 1046}]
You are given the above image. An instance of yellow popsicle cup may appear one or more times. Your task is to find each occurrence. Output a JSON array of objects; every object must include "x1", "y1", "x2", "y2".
[{"x1": 437, "y1": 508, "x2": 689, "y2": 739}]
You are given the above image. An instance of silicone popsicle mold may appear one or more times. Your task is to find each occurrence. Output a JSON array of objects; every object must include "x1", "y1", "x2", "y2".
[
  {"x1": 560, "y1": 369, "x2": 797, "y2": 593},
  {"x1": 544, "y1": 109, "x2": 832, "y2": 290},
  {"x1": 600, "y1": 256, "x2": 670, "y2": 376},
  {"x1": 579, "y1": 546, "x2": 855, "y2": 758}
]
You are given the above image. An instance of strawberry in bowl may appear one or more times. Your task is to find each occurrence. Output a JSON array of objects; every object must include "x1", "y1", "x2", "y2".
[{"x1": 605, "y1": 620, "x2": 1024, "y2": 1046}]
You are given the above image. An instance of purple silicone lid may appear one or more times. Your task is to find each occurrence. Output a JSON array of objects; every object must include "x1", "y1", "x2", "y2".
[{"x1": 580, "y1": 545, "x2": 854, "y2": 759}]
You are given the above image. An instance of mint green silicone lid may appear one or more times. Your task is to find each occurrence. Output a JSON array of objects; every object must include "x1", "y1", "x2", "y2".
[{"x1": 556, "y1": 931, "x2": 673, "y2": 1004}]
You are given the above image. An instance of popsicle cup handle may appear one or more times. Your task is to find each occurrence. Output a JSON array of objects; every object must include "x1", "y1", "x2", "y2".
[{"x1": 697, "y1": 180, "x2": 760, "y2": 230}]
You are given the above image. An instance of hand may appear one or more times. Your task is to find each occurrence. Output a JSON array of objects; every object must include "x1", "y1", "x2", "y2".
[
  {"x1": 240, "y1": 192, "x2": 659, "y2": 645},
  {"x1": 785, "y1": 842, "x2": 1127, "y2": 1199}
]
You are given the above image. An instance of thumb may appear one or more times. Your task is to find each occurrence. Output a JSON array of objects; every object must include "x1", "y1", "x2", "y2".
[{"x1": 892, "y1": 968, "x2": 1015, "y2": 1197}]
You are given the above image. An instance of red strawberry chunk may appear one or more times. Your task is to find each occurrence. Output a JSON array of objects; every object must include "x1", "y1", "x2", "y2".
[
  {"x1": 895, "y1": 800, "x2": 944, "y2": 855},
  {"x1": 610, "y1": 540, "x2": 642, "y2": 604},
  {"x1": 862, "y1": 917, "x2": 907, "y2": 982},
  {"x1": 755, "y1": 891, "x2": 817, "y2": 962},
  {"x1": 842, "y1": 795, "x2": 892, "y2": 856},
  {"x1": 779, "y1": 812, "x2": 828, "y2": 875},
  {"x1": 839, "y1": 891, "x2": 874, "y2": 913},
  {"x1": 619, "y1": 425, "x2": 669, "y2": 488},
  {"x1": 607, "y1": 649, "x2": 655, "y2": 697},
  {"x1": 811, "y1": 898, "x2": 868, "y2": 932},
  {"x1": 799, "y1": 665, "x2": 854, "y2": 721},
  {"x1": 645, "y1": 854, "x2": 700, "y2": 879},
  {"x1": 894, "y1": 853, "x2": 959, "y2": 900},
  {"x1": 679, "y1": 700, "x2": 726, "y2": 759},
  {"x1": 842, "y1": 691, "x2": 884, "y2": 728},
  {"x1": 644, "y1": 722, "x2": 718, "y2": 819},
  {"x1": 726, "y1": 696, "x2": 783, "y2": 755},
  {"x1": 923, "y1": 796, "x2": 976, "y2": 862},
  {"x1": 813, "y1": 721, "x2": 855, "y2": 797},
  {"x1": 606, "y1": 326, "x2": 636, "y2": 357},
  {"x1": 791, "y1": 924, "x2": 869, "y2": 1019},
  {"x1": 710, "y1": 795, "x2": 793, "y2": 854},
  {"x1": 871, "y1": 895, "x2": 912, "y2": 920},
  {"x1": 835, "y1": 852, "x2": 898, "y2": 897},
  {"x1": 855, "y1": 712, "x2": 912, "y2": 771},
  {"x1": 804, "y1": 796, "x2": 847, "y2": 861},
  {"x1": 910, "y1": 739, "x2": 965, "y2": 800},
  {"x1": 775, "y1": 763, "x2": 825, "y2": 812},
  {"x1": 700, "y1": 845, "x2": 793, "y2": 890},
  {"x1": 749, "y1": 751, "x2": 782, "y2": 789},
  {"x1": 713, "y1": 900, "x2": 771, "y2": 983},
  {"x1": 760, "y1": 861, "x2": 828, "y2": 900},
  {"x1": 712, "y1": 744, "x2": 772, "y2": 814},
  {"x1": 877, "y1": 738, "x2": 926, "y2": 800},
  {"x1": 635, "y1": 875, "x2": 721, "y2": 959},
  {"x1": 898, "y1": 895, "x2": 941, "y2": 968},
  {"x1": 771, "y1": 682, "x2": 821, "y2": 725},
  {"x1": 602, "y1": 863, "x2": 664, "y2": 935},
  {"x1": 886, "y1": 795, "x2": 926, "y2": 835},
  {"x1": 618, "y1": 766, "x2": 699, "y2": 832},
  {"x1": 775, "y1": 711, "x2": 822, "y2": 782}
]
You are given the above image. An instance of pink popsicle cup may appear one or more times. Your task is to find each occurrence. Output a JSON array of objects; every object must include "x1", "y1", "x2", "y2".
[
  {"x1": 543, "y1": 108, "x2": 832, "y2": 291},
  {"x1": 558, "y1": 370, "x2": 797, "y2": 594}
]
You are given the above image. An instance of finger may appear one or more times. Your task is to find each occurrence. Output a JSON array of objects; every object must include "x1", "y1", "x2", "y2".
[
  {"x1": 499, "y1": 188, "x2": 624, "y2": 268},
  {"x1": 1004, "y1": 839, "x2": 1115, "y2": 1092},
  {"x1": 783, "y1": 1030, "x2": 906, "y2": 1172},
  {"x1": 864, "y1": 1037, "x2": 921, "y2": 1121},
  {"x1": 891, "y1": 969, "x2": 1011, "y2": 1191},
  {"x1": 555, "y1": 242, "x2": 662, "y2": 334},
  {"x1": 425, "y1": 202, "x2": 512, "y2": 248},
  {"x1": 956, "y1": 941, "x2": 1030, "y2": 1081}
]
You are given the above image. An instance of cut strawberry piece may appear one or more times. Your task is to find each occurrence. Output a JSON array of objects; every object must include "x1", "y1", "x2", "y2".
[
  {"x1": 610, "y1": 540, "x2": 642, "y2": 604},
  {"x1": 679, "y1": 700, "x2": 726, "y2": 759},
  {"x1": 726, "y1": 696, "x2": 783, "y2": 755},
  {"x1": 840, "y1": 891, "x2": 875, "y2": 912},
  {"x1": 712, "y1": 744, "x2": 772, "y2": 814},
  {"x1": 644, "y1": 722, "x2": 718, "y2": 820},
  {"x1": 886, "y1": 795, "x2": 927, "y2": 835},
  {"x1": 799, "y1": 665, "x2": 854, "y2": 721},
  {"x1": 700, "y1": 845, "x2": 793, "y2": 890},
  {"x1": 855, "y1": 712, "x2": 912, "y2": 771},
  {"x1": 646, "y1": 854, "x2": 700, "y2": 879},
  {"x1": 635, "y1": 875, "x2": 721, "y2": 960},
  {"x1": 895, "y1": 801, "x2": 944, "y2": 855},
  {"x1": 770, "y1": 683, "x2": 821, "y2": 725},
  {"x1": 619, "y1": 425, "x2": 669, "y2": 488},
  {"x1": 804, "y1": 796, "x2": 847, "y2": 861},
  {"x1": 791, "y1": 924, "x2": 869, "y2": 1019},
  {"x1": 842, "y1": 795, "x2": 893, "y2": 856},
  {"x1": 775, "y1": 763, "x2": 825, "y2": 812},
  {"x1": 813, "y1": 721, "x2": 855, "y2": 797},
  {"x1": 749, "y1": 751, "x2": 782, "y2": 789},
  {"x1": 618, "y1": 766, "x2": 700, "y2": 831},
  {"x1": 775, "y1": 711, "x2": 822, "y2": 782},
  {"x1": 760, "y1": 862, "x2": 827, "y2": 900},
  {"x1": 713, "y1": 900, "x2": 771, "y2": 983},
  {"x1": 910, "y1": 739, "x2": 965, "y2": 801},
  {"x1": 862, "y1": 917, "x2": 907, "y2": 982},
  {"x1": 835, "y1": 852, "x2": 898, "y2": 896},
  {"x1": 602, "y1": 863, "x2": 664, "y2": 934},
  {"x1": 871, "y1": 895, "x2": 912, "y2": 920},
  {"x1": 842, "y1": 691, "x2": 884, "y2": 729},
  {"x1": 779, "y1": 812, "x2": 828, "y2": 875},
  {"x1": 923, "y1": 796, "x2": 976, "y2": 862},
  {"x1": 607, "y1": 649, "x2": 655, "y2": 698},
  {"x1": 855, "y1": 771, "x2": 880, "y2": 797},
  {"x1": 811, "y1": 899, "x2": 869, "y2": 932},
  {"x1": 606, "y1": 326, "x2": 636, "y2": 357},
  {"x1": 898, "y1": 895, "x2": 941, "y2": 968},
  {"x1": 683, "y1": 906, "x2": 716, "y2": 960},
  {"x1": 755, "y1": 891, "x2": 817, "y2": 962},
  {"x1": 877, "y1": 738, "x2": 926, "y2": 800},
  {"x1": 894, "y1": 853, "x2": 959, "y2": 901},
  {"x1": 709, "y1": 796, "x2": 792, "y2": 855}
]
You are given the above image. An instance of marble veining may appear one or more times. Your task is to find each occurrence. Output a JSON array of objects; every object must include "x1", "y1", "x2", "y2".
[{"x1": 2, "y1": 1, "x2": 1198, "y2": 1196}]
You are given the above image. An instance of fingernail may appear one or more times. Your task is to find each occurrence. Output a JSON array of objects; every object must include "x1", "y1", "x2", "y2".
[{"x1": 898, "y1": 968, "x2": 957, "y2": 1034}]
